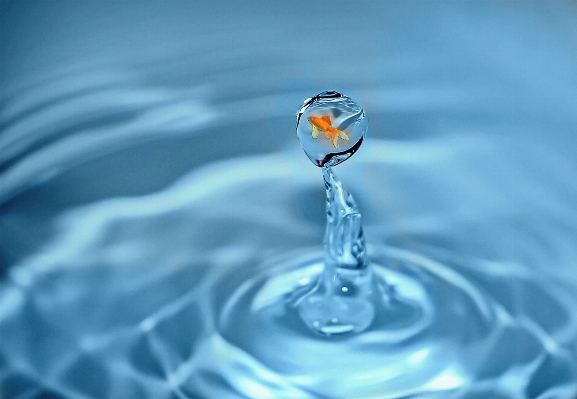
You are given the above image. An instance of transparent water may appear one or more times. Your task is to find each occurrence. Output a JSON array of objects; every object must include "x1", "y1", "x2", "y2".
[
  {"x1": 2, "y1": 1, "x2": 577, "y2": 398},
  {"x1": 296, "y1": 91, "x2": 367, "y2": 167}
]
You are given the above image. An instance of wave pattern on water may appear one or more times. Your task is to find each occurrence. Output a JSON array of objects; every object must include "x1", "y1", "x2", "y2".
[
  {"x1": 1, "y1": 153, "x2": 577, "y2": 398},
  {"x1": 2, "y1": 1, "x2": 577, "y2": 398}
]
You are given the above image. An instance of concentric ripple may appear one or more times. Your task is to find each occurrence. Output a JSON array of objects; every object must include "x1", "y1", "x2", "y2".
[
  {"x1": 208, "y1": 246, "x2": 577, "y2": 398},
  {"x1": 1, "y1": 153, "x2": 576, "y2": 398}
]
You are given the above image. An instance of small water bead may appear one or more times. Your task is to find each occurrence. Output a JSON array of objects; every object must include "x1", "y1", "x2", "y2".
[{"x1": 296, "y1": 91, "x2": 367, "y2": 167}]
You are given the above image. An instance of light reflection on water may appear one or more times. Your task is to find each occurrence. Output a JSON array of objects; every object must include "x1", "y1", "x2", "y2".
[{"x1": 1, "y1": 1, "x2": 577, "y2": 398}]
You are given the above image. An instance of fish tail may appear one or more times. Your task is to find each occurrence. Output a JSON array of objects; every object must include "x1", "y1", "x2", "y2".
[{"x1": 340, "y1": 130, "x2": 349, "y2": 141}]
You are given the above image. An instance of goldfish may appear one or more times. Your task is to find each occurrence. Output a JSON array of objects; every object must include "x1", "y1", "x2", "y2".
[{"x1": 307, "y1": 115, "x2": 349, "y2": 148}]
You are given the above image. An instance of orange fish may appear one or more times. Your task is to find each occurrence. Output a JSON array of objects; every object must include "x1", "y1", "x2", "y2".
[{"x1": 307, "y1": 115, "x2": 349, "y2": 148}]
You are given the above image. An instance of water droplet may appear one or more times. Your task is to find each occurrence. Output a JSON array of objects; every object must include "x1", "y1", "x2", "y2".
[
  {"x1": 296, "y1": 91, "x2": 367, "y2": 167},
  {"x1": 295, "y1": 100, "x2": 373, "y2": 335}
]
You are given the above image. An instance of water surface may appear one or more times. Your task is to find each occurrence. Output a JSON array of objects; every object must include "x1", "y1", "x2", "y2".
[{"x1": 1, "y1": 1, "x2": 577, "y2": 398}]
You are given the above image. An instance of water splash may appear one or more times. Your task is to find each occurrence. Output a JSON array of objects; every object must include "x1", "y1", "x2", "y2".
[
  {"x1": 292, "y1": 166, "x2": 375, "y2": 335},
  {"x1": 1, "y1": 89, "x2": 575, "y2": 398},
  {"x1": 293, "y1": 92, "x2": 378, "y2": 335},
  {"x1": 321, "y1": 166, "x2": 367, "y2": 271},
  {"x1": 1, "y1": 153, "x2": 577, "y2": 398}
]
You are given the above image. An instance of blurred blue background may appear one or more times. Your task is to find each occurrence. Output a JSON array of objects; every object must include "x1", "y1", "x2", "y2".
[{"x1": 1, "y1": 1, "x2": 577, "y2": 398}]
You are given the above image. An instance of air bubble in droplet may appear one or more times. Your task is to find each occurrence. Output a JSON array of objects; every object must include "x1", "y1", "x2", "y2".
[{"x1": 296, "y1": 91, "x2": 367, "y2": 167}]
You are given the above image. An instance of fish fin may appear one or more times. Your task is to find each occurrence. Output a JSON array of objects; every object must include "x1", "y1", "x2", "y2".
[
  {"x1": 332, "y1": 133, "x2": 339, "y2": 148},
  {"x1": 339, "y1": 130, "x2": 349, "y2": 141},
  {"x1": 311, "y1": 124, "x2": 319, "y2": 138},
  {"x1": 325, "y1": 129, "x2": 331, "y2": 139},
  {"x1": 321, "y1": 115, "x2": 331, "y2": 124}
]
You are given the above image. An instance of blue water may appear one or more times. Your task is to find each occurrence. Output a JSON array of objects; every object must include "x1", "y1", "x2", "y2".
[
  {"x1": 2, "y1": 1, "x2": 577, "y2": 398},
  {"x1": 296, "y1": 92, "x2": 367, "y2": 166}
]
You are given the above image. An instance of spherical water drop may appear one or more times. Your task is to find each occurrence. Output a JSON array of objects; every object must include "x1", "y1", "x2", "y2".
[{"x1": 296, "y1": 91, "x2": 367, "y2": 167}]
